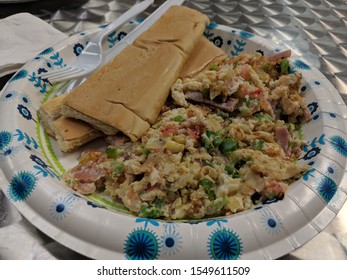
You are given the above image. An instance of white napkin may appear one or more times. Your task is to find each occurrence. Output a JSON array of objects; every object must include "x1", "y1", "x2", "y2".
[{"x1": 0, "y1": 13, "x2": 68, "y2": 77}]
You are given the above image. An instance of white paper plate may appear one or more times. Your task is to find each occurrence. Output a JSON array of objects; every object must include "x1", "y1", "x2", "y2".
[{"x1": 0, "y1": 21, "x2": 346, "y2": 260}]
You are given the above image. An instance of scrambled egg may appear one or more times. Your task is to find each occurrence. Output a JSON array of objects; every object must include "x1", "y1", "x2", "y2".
[{"x1": 62, "y1": 52, "x2": 311, "y2": 220}]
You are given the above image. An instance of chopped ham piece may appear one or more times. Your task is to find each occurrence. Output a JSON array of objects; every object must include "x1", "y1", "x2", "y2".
[
  {"x1": 106, "y1": 134, "x2": 129, "y2": 146},
  {"x1": 74, "y1": 182, "x2": 96, "y2": 195},
  {"x1": 73, "y1": 165, "x2": 103, "y2": 183},
  {"x1": 185, "y1": 90, "x2": 239, "y2": 112},
  {"x1": 275, "y1": 126, "x2": 290, "y2": 155},
  {"x1": 268, "y1": 50, "x2": 291, "y2": 62}
]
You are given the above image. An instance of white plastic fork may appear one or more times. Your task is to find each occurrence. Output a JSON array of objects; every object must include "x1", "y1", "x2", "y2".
[
  {"x1": 39, "y1": 0, "x2": 154, "y2": 82},
  {"x1": 60, "y1": 0, "x2": 185, "y2": 93}
]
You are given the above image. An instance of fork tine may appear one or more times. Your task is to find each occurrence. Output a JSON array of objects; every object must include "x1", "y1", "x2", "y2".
[
  {"x1": 43, "y1": 67, "x2": 85, "y2": 81},
  {"x1": 40, "y1": 66, "x2": 73, "y2": 79},
  {"x1": 47, "y1": 69, "x2": 87, "y2": 83},
  {"x1": 50, "y1": 68, "x2": 84, "y2": 79},
  {"x1": 54, "y1": 72, "x2": 90, "y2": 82}
]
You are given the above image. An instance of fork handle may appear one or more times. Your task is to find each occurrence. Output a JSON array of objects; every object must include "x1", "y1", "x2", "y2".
[
  {"x1": 86, "y1": 0, "x2": 154, "y2": 48},
  {"x1": 103, "y1": 0, "x2": 185, "y2": 63}
]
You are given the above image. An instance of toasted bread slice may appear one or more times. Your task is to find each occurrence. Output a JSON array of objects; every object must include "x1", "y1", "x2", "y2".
[
  {"x1": 38, "y1": 95, "x2": 65, "y2": 137},
  {"x1": 179, "y1": 36, "x2": 227, "y2": 78},
  {"x1": 61, "y1": 6, "x2": 210, "y2": 141},
  {"x1": 38, "y1": 95, "x2": 102, "y2": 152},
  {"x1": 52, "y1": 116, "x2": 102, "y2": 152}
]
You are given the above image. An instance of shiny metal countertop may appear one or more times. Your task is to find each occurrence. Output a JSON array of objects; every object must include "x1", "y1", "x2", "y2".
[{"x1": 0, "y1": 0, "x2": 346, "y2": 260}]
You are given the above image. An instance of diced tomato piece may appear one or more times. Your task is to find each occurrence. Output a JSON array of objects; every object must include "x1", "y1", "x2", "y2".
[
  {"x1": 187, "y1": 125, "x2": 202, "y2": 141},
  {"x1": 161, "y1": 124, "x2": 178, "y2": 137},
  {"x1": 249, "y1": 88, "x2": 263, "y2": 98},
  {"x1": 188, "y1": 128, "x2": 199, "y2": 141}
]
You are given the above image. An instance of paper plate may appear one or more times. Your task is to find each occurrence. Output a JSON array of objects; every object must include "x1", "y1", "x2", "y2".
[{"x1": 0, "y1": 21, "x2": 346, "y2": 260}]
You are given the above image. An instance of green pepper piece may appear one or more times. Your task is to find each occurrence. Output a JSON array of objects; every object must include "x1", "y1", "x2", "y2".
[
  {"x1": 254, "y1": 112, "x2": 273, "y2": 122},
  {"x1": 113, "y1": 162, "x2": 125, "y2": 176},
  {"x1": 238, "y1": 105, "x2": 251, "y2": 117},
  {"x1": 295, "y1": 124, "x2": 304, "y2": 140},
  {"x1": 106, "y1": 147, "x2": 118, "y2": 158},
  {"x1": 207, "y1": 130, "x2": 224, "y2": 147},
  {"x1": 224, "y1": 164, "x2": 240, "y2": 178},
  {"x1": 209, "y1": 63, "x2": 218, "y2": 70},
  {"x1": 251, "y1": 139, "x2": 264, "y2": 150},
  {"x1": 212, "y1": 196, "x2": 229, "y2": 210},
  {"x1": 142, "y1": 148, "x2": 151, "y2": 156},
  {"x1": 202, "y1": 130, "x2": 223, "y2": 152},
  {"x1": 280, "y1": 59, "x2": 289, "y2": 75},
  {"x1": 173, "y1": 115, "x2": 184, "y2": 123},
  {"x1": 199, "y1": 178, "x2": 216, "y2": 200},
  {"x1": 219, "y1": 138, "x2": 238, "y2": 154},
  {"x1": 139, "y1": 205, "x2": 162, "y2": 219},
  {"x1": 262, "y1": 63, "x2": 270, "y2": 73}
]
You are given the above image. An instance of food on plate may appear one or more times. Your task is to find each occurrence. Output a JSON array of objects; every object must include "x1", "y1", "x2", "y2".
[
  {"x1": 61, "y1": 5, "x2": 210, "y2": 141},
  {"x1": 38, "y1": 95, "x2": 102, "y2": 152},
  {"x1": 62, "y1": 51, "x2": 311, "y2": 220},
  {"x1": 39, "y1": 8, "x2": 228, "y2": 153},
  {"x1": 39, "y1": 38, "x2": 225, "y2": 153},
  {"x1": 171, "y1": 50, "x2": 311, "y2": 124}
]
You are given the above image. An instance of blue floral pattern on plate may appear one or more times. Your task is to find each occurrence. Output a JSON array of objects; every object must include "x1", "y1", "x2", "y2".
[{"x1": 0, "y1": 21, "x2": 346, "y2": 260}]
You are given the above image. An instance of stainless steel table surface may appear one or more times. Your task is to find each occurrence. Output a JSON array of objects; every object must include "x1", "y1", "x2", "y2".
[{"x1": 0, "y1": 0, "x2": 346, "y2": 260}]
